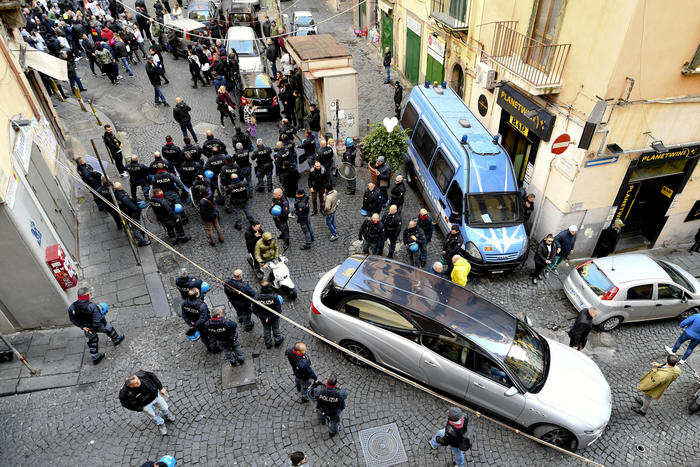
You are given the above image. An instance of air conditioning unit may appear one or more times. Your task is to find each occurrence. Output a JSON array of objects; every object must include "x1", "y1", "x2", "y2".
[{"x1": 475, "y1": 62, "x2": 497, "y2": 90}]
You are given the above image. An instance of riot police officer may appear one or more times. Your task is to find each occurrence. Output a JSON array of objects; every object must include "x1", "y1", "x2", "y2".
[
  {"x1": 149, "y1": 151, "x2": 176, "y2": 175},
  {"x1": 180, "y1": 287, "x2": 218, "y2": 352},
  {"x1": 316, "y1": 139, "x2": 335, "y2": 184},
  {"x1": 362, "y1": 182, "x2": 382, "y2": 216},
  {"x1": 299, "y1": 130, "x2": 316, "y2": 167},
  {"x1": 113, "y1": 181, "x2": 151, "y2": 246},
  {"x1": 233, "y1": 142, "x2": 253, "y2": 197},
  {"x1": 182, "y1": 136, "x2": 203, "y2": 165},
  {"x1": 226, "y1": 173, "x2": 251, "y2": 229},
  {"x1": 149, "y1": 188, "x2": 190, "y2": 244},
  {"x1": 311, "y1": 373, "x2": 347, "y2": 437},
  {"x1": 202, "y1": 130, "x2": 227, "y2": 159},
  {"x1": 231, "y1": 126, "x2": 252, "y2": 152},
  {"x1": 442, "y1": 224, "x2": 464, "y2": 264},
  {"x1": 161, "y1": 135, "x2": 184, "y2": 170},
  {"x1": 126, "y1": 155, "x2": 151, "y2": 200},
  {"x1": 285, "y1": 342, "x2": 317, "y2": 403},
  {"x1": 152, "y1": 163, "x2": 187, "y2": 208},
  {"x1": 389, "y1": 175, "x2": 406, "y2": 212},
  {"x1": 342, "y1": 138, "x2": 357, "y2": 195},
  {"x1": 403, "y1": 219, "x2": 427, "y2": 267},
  {"x1": 382, "y1": 205, "x2": 402, "y2": 258},
  {"x1": 252, "y1": 138, "x2": 274, "y2": 192},
  {"x1": 204, "y1": 151, "x2": 227, "y2": 201},
  {"x1": 224, "y1": 269, "x2": 256, "y2": 331},
  {"x1": 271, "y1": 188, "x2": 291, "y2": 249},
  {"x1": 97, "y1": 176, "x2": 122, "y2": 229},
  {"x1": 253, "y1": 281, "x2": 284, "y2": 349},
  {"x1": 205, "y1": 307, "x2": 245, "y2": 366},
  {"x1": 359, "y1": 213, "x2": 384, "y2": 255},
  {"x1": 219, "y1": 155, "x2": 240, "y2": 209},
  {"x1": 179, "y1": 151, "x2": 203, "y2": 189},
  {"x1": 68, "y1": 287, "x2": 125, "y2": 365},
  {"x1": 279, "y1": 118, "x2": 296, "y2": 142},
  {"x1": 274, "y1": 141, "x2": 292, "y2": 182},
  {"x1": 175, "y1": 268, "x2": 206, "y2": 299}
]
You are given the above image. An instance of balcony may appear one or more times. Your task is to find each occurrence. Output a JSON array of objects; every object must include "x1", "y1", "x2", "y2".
[{"x1": 488, "y1": 21, "x2": 570, "y2": 95}]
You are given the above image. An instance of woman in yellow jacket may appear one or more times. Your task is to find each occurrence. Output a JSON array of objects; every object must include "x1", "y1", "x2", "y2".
[{"x1": 450, "y1": 255, "x2": 471, "y2": 287}]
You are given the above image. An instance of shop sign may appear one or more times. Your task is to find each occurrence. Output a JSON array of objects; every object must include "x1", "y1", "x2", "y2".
[
  {"x1": 496, "y1": 83, "x2": 555, "y2": 141},
  {"x1": 612, "y1": 183, "x2": 640, "y2": 224},
  {"x1": 427, "y1": 34, "x2": 445, "y2": 61},
  {"x1": 508, "y1": 115, "x2": 529, "y2": 137},
  {"x1": 637, "y1": 144, "x2": 700, "y2": 167},
  {"x1": 660, "y1": 186, "x2": 674, "y2": 198},
  {"x1": 477, "y1": 94, "x2": 488, "y2": 117}
]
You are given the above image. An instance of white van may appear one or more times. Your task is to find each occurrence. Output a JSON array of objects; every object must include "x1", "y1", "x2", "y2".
[{"x1": 225, "y1": 26, "x2": 265, "y2": 73}]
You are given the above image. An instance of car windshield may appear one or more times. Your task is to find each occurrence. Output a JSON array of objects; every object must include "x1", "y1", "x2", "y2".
[
  {"x1": 188, "y1": 10, "x2": 210, "y2": 21},
  {"x1": 578, "y1": 261, "x2": 615, "y2": 296},
  {"x1": 296, "y1": 16, "x2": 313, "y2": 26},
  {"x1": 243, "y1": 87, "x2": 273, "y2": 98},
  {"x1": 657, "y1": 260, "x2": 695, "y2": 292},
  {"x1": 467, "y1": 192, "x2": 522, "y2": 225},
  {"x1": 230, "y1": 13, "x2": 251, "y2": 22},
  {"x1": 228, "y1": 39, "x2": 255, "y2": 55},
  {"x1": 504, "y1": 321, "x2": 546, "y2": 392}
]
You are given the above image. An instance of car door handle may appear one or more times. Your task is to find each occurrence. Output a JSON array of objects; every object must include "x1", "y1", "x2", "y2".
[
  {"x1": 655, "y1": 304, "x2": 663, "y2": 306},
  {"x1": 472, "y1": 382, "x2": 485, "y2": 389},
  {"x1": 624, "y1": 305, "x2": 631, "y2": 308},
  {"x1": 423, "y1": 360, "x2": 437, "y2": 367}
]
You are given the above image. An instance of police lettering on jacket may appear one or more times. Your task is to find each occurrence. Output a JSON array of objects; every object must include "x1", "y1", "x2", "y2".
[
  {"x1": 205, "y1": 154, "x2": 226, "y2": 175},
  {"x1": 252, "y1": 146, "x2": 273, "y2": 165},
  {"x1": 316, "y1": 386, "x2": 346, "y2": 413},
  {"x1": 227, "y1": 180, "x2": 248, "y2": 204},
  {"x1": 179, "y1": 161, "x2": 202, "y2": 186},
  {"x1": 234, "y1": 149, "x2": 251, "y2": 168},
  {"x1": 175, "y1": 275, "x2": 203, "y2": 298},
  {"x1": 220, "y1": 162, "x2": 239, "y2": 184},
  {"x1": 126, "y1": 162, "x2": 149, "y2": 181},
  {"x1": 153, "y1": 171, "x2": 177, "y2": 193},
  {"x1": 181, "y1": 297, "x2": 209, "y2": 327},
  {"x1": 149, "y1": 196, "x2": 175, "y2": 221},
  {"x1": 317, "y1": 146, "x2": 334, "y2": 166},
  {"x1": 205, "y1": 317, "x2": 237, "y2": 342}
]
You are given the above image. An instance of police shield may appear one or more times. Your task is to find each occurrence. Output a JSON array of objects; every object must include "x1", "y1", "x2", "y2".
[
  {"x1": 338, "y1": 162, "x2": 356, "y2": 180},
  {"x1": 217, "y1": 172, "x2": 227, "y2": 197},
  {"x1": 190, "y1": 186, "x2": 203, "y2": 214}
]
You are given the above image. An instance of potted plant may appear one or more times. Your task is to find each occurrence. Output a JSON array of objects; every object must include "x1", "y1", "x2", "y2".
[{"x1": 361, "y1": 118, "x2": 409, "y2": 184}]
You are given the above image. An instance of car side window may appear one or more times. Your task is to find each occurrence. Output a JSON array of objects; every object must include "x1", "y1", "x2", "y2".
[
  {"x1": 413, "y1": 121, "x2": 437, "y2": 166},
  {"x1": 429, "y1": 149, "x2": 455, "y2": 194},
  {"x1": 342, "y1": 299, "x2": 416, "y2": 331},
  {"x1": 471, "y1": 352, "x2": 512, "y2": 387},
  {"x1": 401, "y1": 102, "x2": 419, "y2": 134},
  {"x1": 422, "y1": 336, "x2": 470, "y2": 367},
  {"x1": 626, "y1": 284, "x2": 653, "y2": 300},
  {"x1": 658, "y1": 283, "x2": 683, "y2": 300}
]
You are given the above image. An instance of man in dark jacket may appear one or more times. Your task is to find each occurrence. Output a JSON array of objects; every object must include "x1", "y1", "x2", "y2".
[
  {"x1": 547, "y1": 225, "x2": 578, "y2": 274},
  {"x1": 593, "y1": 219, "x2": 624, "y2": 258},
  {"x1": 182, "y1": 137, "x2": 203, "y2": 165},
  {"x1": 342, "y1": 139, "x2": 357, "y2": 194},
  {"x1": 254, "y1": 281, "x2": 285, "y2": 349},
  {"x1": 202, "y1": 130, "x2": 227, "y2": 159},
  {"x1": 113, "y1": 36, "x2": 134, "y2": 76},
  {"x1": 375, "y1": 156, "x2": 391, "y2": 206},
  {"x1": 417, "y1": 209, "x2": 434, "y2": 243},
  {"x1": 113, "y1": 181, "x2": 151, "y2": 246},
  {"x1": 68, "y1": 287, "x2": 125, "y2": 365},
  {"x1": 80, "y1": 33, "x2": 98, "y2": 75},
  {"x1": 359, "y1": 213, "x2": 384, "y2": 255},
  {"x1": 245, "y1": 220, "x2": 264, "y2": 264},
  {"x1": 145, "y1": 57, "x2": 168, "y2": 105},
  {"x1": 149, "y1": 153, "x2": 176, "y2": 175},
  {"x1": 285, "y1": 342, "x2": 317, "y2": 403},
  {"x1": 429, "y1": 407, "x2": 472, "y2": 467},
  {"x1": 393, "y1": 81, "x2": 403, "y2": 118},
  {"x1": 295, "y1": 188, "x2": 315, "y2": 250},
  {"x1": 308, "y1": 160, "x2": 328, "y2": 215},
  {"x1": 265, "y1": 37, "x2": 278, "y2": 78},
  {"x1": 178, "y1": 149, "x2": 202, "y2": 188},
  {"x1": 441, "y1": 224, "x2": 464, "y2": 264},
  {"x1": 389, "y1": 175, "x2": 406, "y2": 212},
  {"x1": 103, "y1": 124, "x2": 127, "y2": 176},
  {"x1": 362, "y1": 182, "x2": 382, "y2": 216},
  {"x1": 308, "y1": 104, "x2": 321, "y2": 149},
  {"x1": 531, "y1": 234, "x2": 555, "y2": 284},
  {"x1": 226, "y1": 173, "x2": 252, "y2": 229},
  {"x1": 311, "y1": 373, "x2": 347, "y2": 436},
  {"x1": 152, "y1": 163, "x2": 187, "y2": 207},
  {"x1": 568, "y1": 307, "x2": 599, "y2": 350},
  {"x1": 198, "y1": 185, "x2": 225, "y2": 246},
  {"x1": 300, "y1": 130, "x2": 316, "y2": 166},
  {"x1": 272, "y1": 188, "x2": 291, "y2": 249},
  {"x1": 205, "y1": 307, "x2": 245, "y2": 365},
  {"x1": 161, "y1": 135, "x2": 184, "y2": 170},
  {"x1": 126, "y1": 155, "x2": 151, "y2": 200},
  {"x1": 181, "y1": 287, "x2": 218, "y2": 351},
  {"x1": 383, "y1": 47, "x2": 392, "y2": 83},
  {"x1": 317, "y1": 140, "x2": 335, "y2": 183},
  {"x1": 119, "y1": 371, "x2": 173, "y2": 435},
  {"x1": 382, "y1": 205, "x2": 402, "y2": 258},
  {"x1": 232, "y1": 141, "x2": 253, "y2": 197},
  {"x1": 76, "y1": 156, "x2": 105, "y2": 210},
  {"x1": 149, "y1": 188, "x2": 190, "y2": 244},
  {"x1": 97, "y1": 177, "x2": 122, "y2": 229},
  {"x1": 224, "y1": 269, "x2": 256, "y2": 331},
  {"x1": 252, "y1": 138, "x2": 274, "y2": 192},
  {"x1": 175, "y1": 269, "x2": 205, "y2": 300},
  {"x1": 61, "y1": 49, "x2": 87, "y2": 93},
  {"x1": 173, "y1": 97, "x2": 197, "y2": 142},
  {"x1": 403, "y1": 219, "x2": 427, "y2": 267}
]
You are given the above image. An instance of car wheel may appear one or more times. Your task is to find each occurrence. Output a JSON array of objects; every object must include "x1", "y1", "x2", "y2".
[
  {"x1": 532, "y1": 424, "x2": 577, "y2": 450},
  {"x1": 340, "y1": 341, "x2": 374, "y2": 367},
  {"x1": 599, "y1": 316, "x2": 622, "y2": 331},
  {"x1": 679, "y1": 307, "x2": 699, "y2": 320}
]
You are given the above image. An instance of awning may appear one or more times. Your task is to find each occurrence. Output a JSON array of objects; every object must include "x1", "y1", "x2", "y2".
[{"x1": 23, "y1": 46, "x2": 68, "y2": 81}]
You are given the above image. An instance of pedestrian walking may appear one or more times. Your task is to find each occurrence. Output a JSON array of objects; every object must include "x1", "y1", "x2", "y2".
[
  {"x1": 145, "y1": 57, "x2": 169, "y2": 105},
  {"x1": 530, "y1": 234, "x2": 555, "y2": 284},
  {"x1": 417, "y1": 208, "x2": 434, "y2": 243},
  {"x1": 289, "y1": 451, "x2": 308, "y2": 467},
  {"x1": 271, "y1": 189, "x2": 291, "y2": 249},
  {"x1": 383, "y1": 47, "x2": 392, "y2": 84},
  {"x1": 150, "y1": 47, "x2": 170, "y2": 84},
  {"x1": 119, "y1": 371, "x2": 174, "y2": 435},
  {"x1": 67, "y1": 287, "x2": 125, "y2": 365},
  {"x1": 103, "y1": 124, "x2": 128, "y2": 176},
  {"x1": 149, "y1": 188, "x2": 191, "y2": 244},
  {"x1": 361, "y1": 182, "x2": 382, "y2": 216},
  {"x1": 197, "y1": 185, "x2": 225, "y2": 246},
  {"x1": 568, "y1": 307, "x2": 598, "y2": 350},
  {"x1": 61, "y1": 50, "x2": 87, "y2": 92},
  {"x1": 451, "y1": 255, "x2": 471, "y2": 287},
  {"x1": 80, "y1": 33, "x2": 98, "y2": 75},
  {"x1": 323, "y1": 184, "x2": 339, "y2": 241},
  {"x1": 359, "y1": 213, "x2": 384, "y2": 255},
  {"x1": 593, "y1": 219, "x2": 624, "y2": 257},
  {"x1": 428, "y1": 407, "x2": 472, "y2": 467},
  {"x1": 403, "y1": 219, "x2": 427, "y2": 267},
  {"x1": 295, "y1": 189, "x2": 315, "y2": 250},
  {"x1": 243, "y1": 101, "x2": 257, "y2": 138},
  {"x1": 389, "y1": 175, "x2": 406, "y2": 212},
  {"x1": 113, "y1": 182, "x2": 151, "y2": 246},
  {"x1": 393, "y1": 80, "x2": 403, "y2": 118},
  {"x1": 633, "y1": 354, "x2": 681, "y2": 415},
  {"x1": 173, "y1": 97, "x2": 197, "y2": 142},
  {"x1": 180, "y1": 287, "x2": 218, "y2": 352},
  {"x1": 547, "y1": 225, "x2": 578, "y2": 274},
  {"x1": 311, "y1": 373, "x2": 347, "y2": 437},
  {"x1": 94, "y1": 43, "x2": 118, "y2": 84},
  {"x1": 216, "y1": 85, "x2": 236, "y2": 128},
  {"x1": 252, "y1": 139, "x2": 274, "y2": 192},
  {"x1": 308, "y1": 160, "x2": 328, "y2": 215},
  {"x1": 226, "y1": 173, "x2": 252, "y2": 229},
  {"x1": 690, "y1": 227, "x2": 700, "y2": 254},
  {"x1": 113, "y1": 36, "x2": 134, "y2": 76},
  {"x1": 254, "y1": 281, "x2": 285, "y2": 349},
  {"x1": 382, "y1": 205, "x2": 402, "y2": 258},
  {"x1": 205, "y1": 307, "x2": 245, "y2": 366},
  {"x1": 126, "y1": 155, "x2": 151, "y2": 200},
  {"x1": 665, "y1": 312, "x2": 700, "y2": 363},
  {"x1": 224, "y1": 269, "x2": 256, "y2": 331},
  {"x1": 285, "y1": 342, "x2": 318, "y2": 403}
]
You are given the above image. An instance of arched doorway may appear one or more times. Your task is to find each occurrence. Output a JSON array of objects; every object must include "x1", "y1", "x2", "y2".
[{"x1": 450, "y1": 64, "x2": 465, "y2": 98}]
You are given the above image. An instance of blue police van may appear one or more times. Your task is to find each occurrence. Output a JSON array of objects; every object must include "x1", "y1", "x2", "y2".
[{"x1": 400, "y1": 83, "x2": 527, "y2": 274}]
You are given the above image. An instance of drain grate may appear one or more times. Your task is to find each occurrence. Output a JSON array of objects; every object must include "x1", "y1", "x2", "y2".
[{"x1": 358, "y1": 422, "x2": 408, "y2": 467}]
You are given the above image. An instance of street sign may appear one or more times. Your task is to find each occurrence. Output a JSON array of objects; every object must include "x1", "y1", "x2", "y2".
[{"x1": 551, "y1": 133, "x2": 571, "y2": 155}]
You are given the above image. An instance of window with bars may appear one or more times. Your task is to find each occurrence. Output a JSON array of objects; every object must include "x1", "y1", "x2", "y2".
[
  {"x1": 431, "y1": 0, "x2": 446, "y2": 13},
  {"x1": 449, "y1": 0, "x2": 467, "y2": 22}
]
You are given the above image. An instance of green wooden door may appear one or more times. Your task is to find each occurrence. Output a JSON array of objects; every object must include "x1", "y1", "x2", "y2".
[
  {"x1": 381, "y1": 11, "x2": 393, "y2": 53},
  {"x1": 359, "y1": 1, "x2": 366, "y2": 29},
  {"x1": 426, "y1": 55, "x2": 444, "y2": 84},
  {"x1": 405, "y1": 29, "x2": 420, "y2": 84}
]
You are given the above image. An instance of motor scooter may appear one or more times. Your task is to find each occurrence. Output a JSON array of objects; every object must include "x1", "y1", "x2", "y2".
[{"x1": 247, "y1": 255, "x2": 297, "y2": 300}]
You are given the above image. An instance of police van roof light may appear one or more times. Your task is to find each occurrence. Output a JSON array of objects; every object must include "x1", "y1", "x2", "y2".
[
  {"x1": 461, "y1": 135, "x2": 468, "y2": 144},
  {"x1": 424, "y1": 80, "x2": 430, "y2": 88},
  {"x1": 492, "y1": 134, "x2": 501, "y2": 145},
  {"x1": 442, "y1": 81, "x2": 447, "y2": 88}
]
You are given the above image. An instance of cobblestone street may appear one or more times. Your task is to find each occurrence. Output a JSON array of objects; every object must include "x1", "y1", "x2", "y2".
[{"x1": 1, "y1": 0, "x2": 699, "y2": 466}]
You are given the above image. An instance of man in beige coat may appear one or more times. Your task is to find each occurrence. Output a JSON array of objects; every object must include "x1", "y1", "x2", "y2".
[
  {"x1": 323, "y1": 183, "x2": 339, "y2": 241},
  {"x1": 633, "y1": 354, "x2": 681, "y2": 415}
]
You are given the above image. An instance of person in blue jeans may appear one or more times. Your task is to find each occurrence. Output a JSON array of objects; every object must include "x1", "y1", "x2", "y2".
[
  {"x1": 323, "y1": 184, "x2": 339, "y2": 241},
  {"x1": 666, "y1": 312, "x2": 700, "y2": 363},
  {"x1": 429, "y1": 407, "x2": 472, "y2": 467},
  {"x1": 119, "y1": 371, "x2": 174, "y2": 436},
  {"x1": 146, "y1": 57, "x2": 169, "y2": 106}
]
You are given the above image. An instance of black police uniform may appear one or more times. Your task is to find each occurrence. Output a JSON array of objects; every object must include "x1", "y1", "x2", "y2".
[
  {"x1": 285, "y1": 348, "x2": 317, "y2": 401},
  {"x1": 179, "y1": 159, "x2": 203, "y2": 188},
  {"x1": 204, "y1": 153, "x2": 227, "y2": 198},
  {"x1": 294, "y1": 194, "x2": 314, "y2": 248},
  {"x1": 227, "y1": 178, "x2": 251, "y2": 227},
  {"x1": 152, "y1": 169, "x2": 185, "y2": 209},
  {"x1": 312, "y1": 383, "x2": 347, "y2": 435},
  {"x1": 442, "y1": 230, "x2": 464, "y2": 263},
  {"x1": 149, "y1": 158, "x2": 176, "y2": 175},
  {"x1": 279, "y1": 122, "x2": 296, "y2": 141},
  {"x1": 253, "y1": 287, "x2": 284, "y2": 348},
  {"x1": 403, "y1": 225, "x2": 427, "y2": 266},
  {"x1": 232, "y1": 130, "x2": 252, "y2": 152},
  {"x1": 68, "y1": 298, "x2": 123, "y2": 361},
  {"x1": 252, "y1": 144, "x2": 274, "y2": 191},
  {"x1": 219, "y1": 160, "x2": 240, "y2": 208},
  {"x1": 161, "y1": 142, "x2": 183, "y2": 170},
  {"x1": 342, "y1": 145, "x2": 357, "y2": 194},
  {"x1": 175, "y1": 274, "x2": 203, "y2": 299},
  {"x1": 317, "y1": 145, "x2": 335, "y2": 180},
  {"x1": 224, "y1": 277, "x2": 256, "y2": 331},
  {"x1": 274, "y1": 146, "x2": 292, "y2": 182},
  {"x1": 233, "y1": 146, "x2": 253, "y2": 196},
  {"x1": 182, "y1": 143, "x2": 204, "y2": 165},
  {"x1": 359, "y1": 218, "x2": 384, "y2": 255},
  {"x1": 126, "y1": 161, "x2": 151, "y2": 200},
  {"x1": 114, "y1": 188, "x2": 149, "y2": 245},
  {"x1": 180, "y1": 295, "x2": 217, "y2": 351},
  {"x1": 202, "y1": 135, "x2": 227, "y2": 159},
  {"x1": 381, "y1": 211, "x2": 402, "y2": 258},
  {"x1": 362, "y1": 187, "x2": 382, "y2": 216},
  {"x1": 97, "y1": 182, "x2": 122, "y2": 229},
  {"x1": 77, "y1": 162, "x2": 104, "y2": 209},
  {"x1": 271, "y1": 196, "x2": 290, "y2": 247},
  {"x1": 204, "y1": 316, "x2": 245, "y2": 365},
  {"x1": 299, "y1": 135, "x2": 316, "y2": 166},
  {"x1": 389, "y1": 181, "x2": 406, "y2": 212},
  {"x1": 149, "y1": 195, "x2": 189, "y2": 243},
  {"x1": 417, "y1": 214, "x2": 435, "y2": 243}
]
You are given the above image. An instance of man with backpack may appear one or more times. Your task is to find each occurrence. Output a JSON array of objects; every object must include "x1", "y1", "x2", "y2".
[{"x1": 429, "y1": 407, "x2": 473, "y2": 467}]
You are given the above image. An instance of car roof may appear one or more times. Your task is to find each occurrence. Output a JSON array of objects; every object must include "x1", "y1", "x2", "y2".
[
  {"x1": 240, "y1": 72, "x2": 272, "y2": 88},
  {"x1": 593, "y1": 254, "x2": 670, "y2": 284},
  {"x1": 295, "y1": 11, "x2": 313, "y2": 16},
  {"x1": 187, "y1": 0, "x2": 210, "y2": 9},
  {"x1": 226, "y1": 26, "x2": 256, "y2": 39},
  {"x1": 164, "y1": 18, "x2": 208, "y2": 31},
  {"x1": 334, "y1": 255, "x2": 517, "y2": 358}
]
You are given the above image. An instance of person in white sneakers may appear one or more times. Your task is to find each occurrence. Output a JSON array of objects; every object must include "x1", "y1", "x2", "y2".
[
  {"x1": 665, "y1": 312, "x2": 700, "y2": 364},
  {"x1": 119, "y1": 371, "x2": 174, "y2": 435}
]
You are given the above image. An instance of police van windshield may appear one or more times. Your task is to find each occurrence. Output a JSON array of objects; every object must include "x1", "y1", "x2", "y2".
[{"x1": 467, "y1": 192, "x2": 522, "y2": 226}]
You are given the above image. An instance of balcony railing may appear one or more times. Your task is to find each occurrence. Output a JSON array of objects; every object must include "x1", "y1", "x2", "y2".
[{"x1": 490, "y1": 21, "x2": 570, "y2": 89}]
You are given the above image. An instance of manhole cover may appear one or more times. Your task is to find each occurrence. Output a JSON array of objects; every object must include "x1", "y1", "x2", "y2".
[{"x1": 359, "y1": 423, "x2": 408, "y2": 467}]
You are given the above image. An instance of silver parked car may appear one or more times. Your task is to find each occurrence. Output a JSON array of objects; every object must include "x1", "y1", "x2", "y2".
[
  {"x1": 564, "y1": 253, "x2": 700, "y2": 331},
  {"x1": 310, "y1": 255, "x2": 612, "y2": 449}
]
